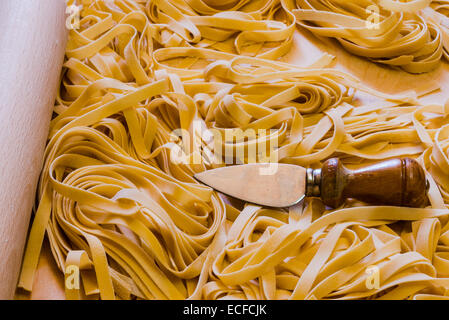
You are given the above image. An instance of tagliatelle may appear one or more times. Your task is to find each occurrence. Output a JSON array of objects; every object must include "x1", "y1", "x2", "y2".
[
  {"x1": 17, "y1": 0, "x2": 449, "y2": 300},
  {"x1": 424, "y1": 0, "x2": 449, "y2": 59},
  {"x1": 292, "y1": 0, "x2": 444, "y2": 73}
]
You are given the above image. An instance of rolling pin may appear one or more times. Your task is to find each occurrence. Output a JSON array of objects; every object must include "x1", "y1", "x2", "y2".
[{"x1": 0, "y1": 0, "x2": 68, "y2": 299}]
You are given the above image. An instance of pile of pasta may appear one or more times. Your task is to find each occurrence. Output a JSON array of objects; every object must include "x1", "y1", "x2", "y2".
[
  {"x1": 293, "y1": 0, "x2": 449, "y2": 73},
  {"x1": 18, "y1": 0, "x2": 449, "y2": 300}
]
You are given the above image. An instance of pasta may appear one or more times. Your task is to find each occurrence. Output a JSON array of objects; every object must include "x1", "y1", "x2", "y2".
[
  {"x1": 292, "y1": 0, "x2": 445, "y2": 73},
  {"x1": 17, "y1": 0, "x2": 449, "y2": 300},
  {"x1": 425, "y1": 0, "x2": 449, "y2": 59}
]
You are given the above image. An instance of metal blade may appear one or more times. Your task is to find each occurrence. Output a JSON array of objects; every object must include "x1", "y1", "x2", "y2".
[{"x1": 194, "y1": 163, "x2": 307, "y2": 208}]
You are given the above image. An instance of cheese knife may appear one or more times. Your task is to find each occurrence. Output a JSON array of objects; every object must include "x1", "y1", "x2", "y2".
[{"x1": 194, "y1": 158, "x2": 429, "y2": 208}]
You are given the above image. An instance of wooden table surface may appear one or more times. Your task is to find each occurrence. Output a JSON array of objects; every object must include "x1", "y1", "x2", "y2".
[{"x1": 15, "y1": 26, "x2": 449, "y2": 300}]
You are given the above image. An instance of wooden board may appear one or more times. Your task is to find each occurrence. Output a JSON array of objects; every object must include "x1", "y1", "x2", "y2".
[{"x1": 14, "y1": 26, "x2": 449, "y2": 300}]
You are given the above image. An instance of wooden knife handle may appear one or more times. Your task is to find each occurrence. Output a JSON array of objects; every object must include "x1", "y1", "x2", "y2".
[{"x1": 318, "y1": 158, "x2": 429, "y2": 208}]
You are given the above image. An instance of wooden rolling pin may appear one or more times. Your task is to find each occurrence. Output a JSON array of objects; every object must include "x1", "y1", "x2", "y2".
[{"x1": 0, "y1": 0, "x2": 68, "y2": 299}]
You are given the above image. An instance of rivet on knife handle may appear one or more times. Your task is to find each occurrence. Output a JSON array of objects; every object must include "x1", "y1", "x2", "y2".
[{"x1": 306, "y1": 158, "x2": 429, "y2": 208}]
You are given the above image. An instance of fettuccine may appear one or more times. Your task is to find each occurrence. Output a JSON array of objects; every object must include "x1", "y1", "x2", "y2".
[{"x1": 18, "y1": 0, "x2": 449, "y2": 300}]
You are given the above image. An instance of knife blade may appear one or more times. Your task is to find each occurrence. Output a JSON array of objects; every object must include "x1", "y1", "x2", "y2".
[{"x1": 194, "y1": 158, "x2": 429, "y2": 208}]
